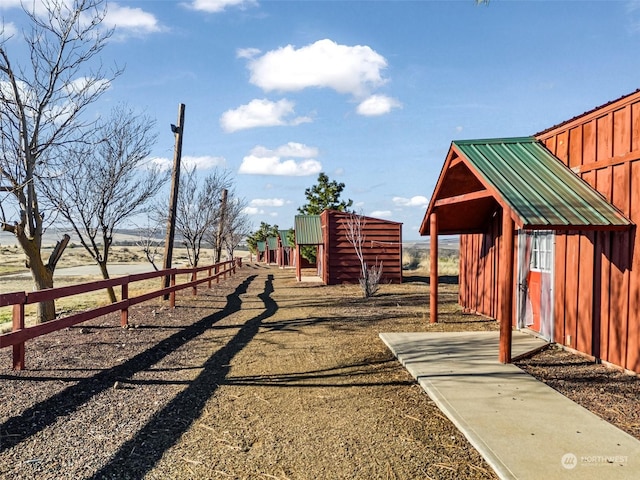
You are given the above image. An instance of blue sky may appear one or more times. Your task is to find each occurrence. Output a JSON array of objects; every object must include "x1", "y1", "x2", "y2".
[{"x1": 2, "y1": 0, "x2": 640, "y2": 240}]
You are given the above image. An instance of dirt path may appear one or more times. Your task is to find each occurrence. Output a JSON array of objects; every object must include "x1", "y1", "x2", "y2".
[{"x1": 1, "y1": 265, "x2": 498, "y2": 479}]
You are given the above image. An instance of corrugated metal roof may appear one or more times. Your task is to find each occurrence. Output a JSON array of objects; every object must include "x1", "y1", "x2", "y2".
[
  {"x1": 294, "y1": 215, "x2": 322, "y2": 244},
  {"x1": 278, "y1": 230, "x2": 292, "y2": 247},
  {"x1": 266, "y1": 236, "x2": 278, "y2": 250},
  {"x1": 257, "y1": 240, "x2": 266, "y2": 252},
  {"x1": 452, "y1": 137, "x2": 631, "y2": 230}
]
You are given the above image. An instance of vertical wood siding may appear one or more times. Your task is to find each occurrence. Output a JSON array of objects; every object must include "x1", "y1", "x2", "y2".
[
  {"x1": 457, "y1": 90, "x2": 640, "y2": 373},
  {"x1": 321, "y1": 210, "x2": 402, "y2": 285},
  {"x1": 535, "y1": 91, "x2": 640, "y2": 373},
  {"x1": 458, "y1": 213, "x2": 502, "y2": 320}
]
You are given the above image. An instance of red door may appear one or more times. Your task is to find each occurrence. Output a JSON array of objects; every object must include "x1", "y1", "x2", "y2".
[{"x1": 527, "y1": 270, "x2": 542, "y2": 333}]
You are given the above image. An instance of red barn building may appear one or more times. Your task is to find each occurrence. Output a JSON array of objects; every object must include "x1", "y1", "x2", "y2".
[
  {"x1": 295, "y1": 210, "x2": 403, "y2": 285},
  {"x1": 422, "y1": 90, "x2": 639, "y2": 373}
]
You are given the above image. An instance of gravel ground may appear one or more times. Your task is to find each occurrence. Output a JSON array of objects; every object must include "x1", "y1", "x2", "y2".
[
  {"x1": 1, "y1": 264, "x2": 638, "y2": 479},
  {"x1": 515, "y1": 346, "x2": 640, "y2": 441}
]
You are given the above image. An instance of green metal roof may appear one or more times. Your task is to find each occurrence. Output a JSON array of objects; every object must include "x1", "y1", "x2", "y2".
[
  {"x1": 452, "y1": 137, "x2": 631, "y2": 230},
  {"x1": 294, "y1": 215, "x2": 322, "y2": 244},
  {"x1": 266, "y1": 236, "x2": 278, "y2": 250},
  {"x1": 257, "y1": 240, "x2": 266, "y2": 252},
  {"x1": 278, "y1": 230, "x2": 292, "y2": 247}
]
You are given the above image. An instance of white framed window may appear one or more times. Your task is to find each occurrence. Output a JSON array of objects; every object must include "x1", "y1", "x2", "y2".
[{"x1": 530, "y1": 231, "x2": 553, "y2": 272}]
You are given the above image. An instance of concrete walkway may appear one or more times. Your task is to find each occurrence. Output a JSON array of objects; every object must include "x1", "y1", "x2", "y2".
[{"x1": 380, "y1": 331, "x2": 640, "y2": 480}]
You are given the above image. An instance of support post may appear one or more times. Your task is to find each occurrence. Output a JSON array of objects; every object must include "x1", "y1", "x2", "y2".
[
  {"x1": 500, "y1": 210, "x2": 515, "y2": 364},
  {"x1": 430, "y1": 212, "x2": 438, "y2": 324},
  {"x1": 12, "y1": 302, "x2": 25, "y2": 370},
  {"x1": 169, "y1": 272, "x2": 176, "y2": 309},
  {"x1": 121, "y1": 282, "x2": 129, "y2": 327},
  {"x1": 163, "y1": 103, "x2": 185, "y2": 299}
]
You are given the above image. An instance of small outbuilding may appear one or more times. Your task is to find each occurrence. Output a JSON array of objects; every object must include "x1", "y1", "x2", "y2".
[
  {"x1": 295, "y1": 210, "x2": 403, "y2": 285},
  {"x1": 421, "y1": 90, "x2": 639, "y2": 374},
  {"x1": 277, "y1": 230, "x2": 295, "y2": 268}
]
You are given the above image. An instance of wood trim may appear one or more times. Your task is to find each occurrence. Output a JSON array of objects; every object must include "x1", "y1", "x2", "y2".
[
  {"x1": 537, "y1": 91, "x2": 640, "y2": 139},
  {"x1": 571, "y1": 150, "x2": 640, "y2": 174},
  {"x1": 434, "y1": 189, "x2": 492, "y2": 207},
  {"x1": 430, "y1": 213, "x2": 438, "y2": 324}
]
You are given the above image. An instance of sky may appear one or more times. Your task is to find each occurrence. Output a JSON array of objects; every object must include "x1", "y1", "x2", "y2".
[{"x1": 2, "y1": 0, "x2": 640, "y2": 241}]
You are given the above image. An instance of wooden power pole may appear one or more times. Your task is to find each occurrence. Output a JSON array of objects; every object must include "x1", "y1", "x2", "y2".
[
  {"x1": 163, "y1": 103, "x2": 185, "y2": 297},
  {"x1": 214, "y1": 188, "x2": 228, "y2": 264}
]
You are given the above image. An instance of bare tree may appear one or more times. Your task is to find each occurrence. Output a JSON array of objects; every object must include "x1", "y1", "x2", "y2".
[
  {"x1": 208, "y1": 192, "x2": 249, "y2": 261},
  {"x1": 42, "y1": 104, "x2": 166, "y2": 303},
  {"x1": 175, "y1": 167, "x2": 232, "y2": 268},
  {"x1": 344, "y1": 212, "x2": 383, "y2": 298},
  {"x1": 0, "y1": 0, "x2": 121, "y2": 321},
  {"x1": 135, "y1": 219, "x2": 163, "y2": 271}
]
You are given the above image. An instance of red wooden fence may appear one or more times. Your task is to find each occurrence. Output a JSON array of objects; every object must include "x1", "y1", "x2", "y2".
[{"x1": 0, "y1": 259, "x2": 239, "y2": 370}]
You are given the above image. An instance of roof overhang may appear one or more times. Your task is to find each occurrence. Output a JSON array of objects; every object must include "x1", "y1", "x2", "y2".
[{"x1": 420, "y1": 137, "x2": 633, "y2": 236}]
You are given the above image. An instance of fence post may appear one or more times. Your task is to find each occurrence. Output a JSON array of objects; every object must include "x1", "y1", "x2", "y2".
[
  {"x1": 12, "y1": 301, "x2": 25, "y2": 370},
  {"x1": 192, "y1": 269, "x2": 197, "y2": 297},
  {"x1": 121, "y1": 281, "x2": 129, "y2": 327},
  {"x1": 215, "y1": 264, "x2": 219, "y2": 284},
  {"x1": 170, "y1": 271, "x2": 176, "y2": 308},
  {"x1": 208, "y1": 267, "x2": 212, "y2": 289}
]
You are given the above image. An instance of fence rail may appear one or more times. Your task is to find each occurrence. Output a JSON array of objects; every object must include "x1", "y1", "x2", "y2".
[{"x1": 0, "y1": 259, "x2": 240, "y2": 370}]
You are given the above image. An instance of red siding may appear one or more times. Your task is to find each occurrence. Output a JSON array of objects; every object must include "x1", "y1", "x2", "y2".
[
  {"x1": 535, "y1": 91, "x2": 640, "y2": 373},
  {"x1": 457, "y1": 90, "x2": 640, "y2": 373},
  {"x1": 458, "y1": 213, "x2": 501, "y2": 319},
  {"x1": 321, "y1": 210, "x2": 402, "y2": 285}
]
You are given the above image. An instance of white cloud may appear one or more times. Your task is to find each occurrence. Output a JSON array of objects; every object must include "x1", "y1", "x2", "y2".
[
  {"x1": 148, "y1": 155, "x2": 225, "y2": 171},
  {"x1": 243, "y1": 206, "x2": 262, "y2": 215},
  {"x1": 183, "y1": 155, "x2": 227, "y2": 169},
  {"x1": 64, "y1": 77, "x2": 111, "y2": 96},
  {"x1": 0, "y1": 21, "x2": 17, "y2": 40},
  {"x1": 187, "y1": 0, "x2": 258, "y2": 13},
  {"x1": 246, "y1": 39, "x2": 388, "y2": 97},
  {"x1": 237, "y1": 47, "x2": 261, "y2": 59},
  {"x1": 356, "y1": 94, "x2": 402, "y2": 116},
  {"x1": 0, "y1": 0, "x2": 26, "y2": 10},
  {"x1": 239, "y1": 156, "x2": 321, "y2": 176},
  {"x1": 0, "y1": 1, "x2": 162, "y2": 38},
  {"x1": 392, "y1": 196, "x2": 429, "y2": 208},
  {"x1": 249, "y1": 198, "x2": 286, "y2": 207},
  {"x1": 239, "y1": 143, "x2": 322, "y2": 176},
  {"x1": 104, "y1": 3, "x2": 164, "y2": 37},
  {"x1": 261, "y1": 142, "x2": 319, "y2": 158},
  {"x1": 370, "y1": 210, "x2": 393, "y2": 219},
  {"x1": 220, "y1": 98, "x2": 311, "y2": 132}
]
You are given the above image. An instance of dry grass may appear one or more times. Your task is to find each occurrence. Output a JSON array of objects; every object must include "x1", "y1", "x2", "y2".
[
  {"x1": 0, "y1": 245, "x2": 247, "y2": 331},
  {"x1": 1, "y1": 246, "x2": 456, "y2": 331}
]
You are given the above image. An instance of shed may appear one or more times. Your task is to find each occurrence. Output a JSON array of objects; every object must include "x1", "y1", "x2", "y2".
[
  {"x1": 266, "y1": 236, "x2": 278, "y2": 264},
  {"x1": 295, "y1": 211, "x2": 403, "y2": 285},
  {"x1": 294, "y1": 215, "x2": 323, "y2": 281},
  {"x1": 421, "y1": 90, "x2": 639, "y2": 374},
  {"x1": 256, "y1": 240, "x2": 266, "y2": 263},
  {"x1": 277, "y1": 230, "x2": 294, "y2": 268}
]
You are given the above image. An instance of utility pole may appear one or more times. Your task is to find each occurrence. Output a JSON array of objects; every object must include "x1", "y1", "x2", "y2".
[
  {"x1": 163, "y1": 103, "x2": 185, "y2": 298},
  {"x1": 214, "y1": 188, "x2": 228, "y2": 263}
]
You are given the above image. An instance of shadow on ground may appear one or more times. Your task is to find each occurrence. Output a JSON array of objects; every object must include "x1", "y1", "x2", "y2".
[
  {"x1": 87, "y1": 274, "x2": 277, "y2": 479},
  {"x1": 0, "y1": 274, "x2": 270, "y2": 472}
]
